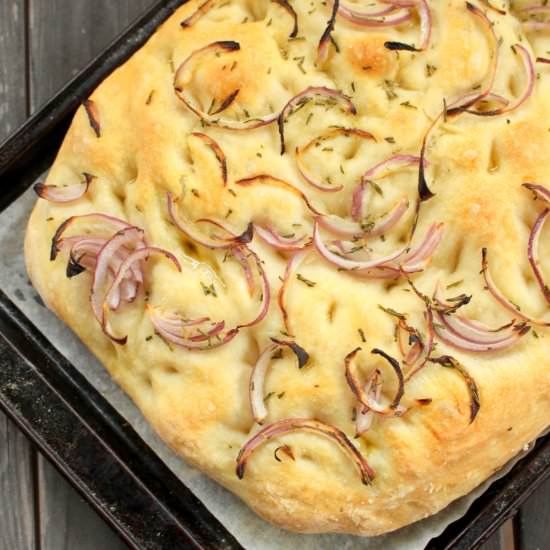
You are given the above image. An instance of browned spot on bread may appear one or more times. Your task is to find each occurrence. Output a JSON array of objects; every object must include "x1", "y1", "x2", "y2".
[{"x1": 346, "y1": 35, "x2": 397, "y2": 78}]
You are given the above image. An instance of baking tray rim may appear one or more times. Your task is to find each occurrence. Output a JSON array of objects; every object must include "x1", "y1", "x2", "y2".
[{"x1": 1, "y1": 0, "x2": 550, "y2": 548}]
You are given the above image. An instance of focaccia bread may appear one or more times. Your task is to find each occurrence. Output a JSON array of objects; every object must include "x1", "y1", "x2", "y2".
[{"x1": 25, "y1": 0, "x2": 550, "y2": 536}]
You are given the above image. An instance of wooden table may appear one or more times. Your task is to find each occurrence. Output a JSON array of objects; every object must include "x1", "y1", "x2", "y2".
[{"x1": 0, "y1": 1, "x2": 549, "y2": 548}]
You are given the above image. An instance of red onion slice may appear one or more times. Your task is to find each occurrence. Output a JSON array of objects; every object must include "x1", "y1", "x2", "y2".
[
  {"x1": 278, "y1": 248, "x2": 311, "y2": 335},
  {"x1": 51, "y1": 213, "x2": 135, "y2": 261},
  {"x1": 180, "y1": 0, "x2": 215, "y2": 27},
  {"x1": 466, "y1": 44, "x2": 535, "y2": 117},
  {"x1": 278, "y1": 87, "x2": 357, "y2": 154},
  {"x1": 190, "y1": 133, "x2": 228, "y2": 185},
  {"x1": 148, "y1": 306, "x2": 239, "y2": 350},
  {"x1": 313, "y1": 221, "x2": 407, "y2": 271},
  {"x1": 34, "y1": 173, "x2": 94, "y2": 204},
  {"x1": 363, "y1": 154, "x2": 423, "y2": 183},
  {"x1": 523, "y1": 182, "x2": 550, "y2": 206},
  {"x1": 174, "y1": 42, "x2": 278, "y2": 130},
  {"x1": 355, "y1": 370, "x2": 382, "y2": 437},
  {"x1": 236, "y1": 247, "x2": 271, "y2": 329},
  {"x1": 318, "y1": 199, "x2": 408, "y2": 239},
  {"x1": 317, "y1": 0, "x2": 340, "y2": 65},
  {"x1": 398, "y1": 223, "x2": 444, "y2": 272},
  {"x1": 91, "y1": 227, "x2": 144, "y2": 344},
  {"x1": 168, "y1": 193, "x2": 253, "y2": 249},
  {"x1": 520, "y1": 5, "x2": 550, "y2": 30},
  {"x1": 397, "y1": 319, "x2": 423, "y2": 366},
  {"x1": 432, "y1": 312, "x2": 529, "y2": 352},
  {"x1": 403, "y1": 309, "x2": 435, "y2": 380},
  {"x1": 236, "y1": 175, "x2": 322, "y2": 215},
  {"x1": 102, "y1": 246, "x2": 182, "y2": 343},
  {"x1": 335, "y1": 0, "x2": 413, "y2": 27},
  {"x1": 250, "y1": 339, "x2": 309, "y2": 424},
  {"x1": 428, "y1": 356, "x2": 480, "y2": 423},
  {"x1": 254, "y1": 225, "x2": 310, "y2": 251},
  {"x1": 295, "y1": 128, "x2": 376, "y2": 193},
  {"x1": 83, "y1": 99, "x2": 100, "y2": 138},
  {"x1": 528, "y1": 208, "x2": 550, "y2": 305},
  {"x1": 482, "y1": 248, "x2": 550, "y2": 326},
  {"x1": 384, "y1": 0, "x2": 431, "y2": 51},
  {"x1": 181, "y1": 0, "x2": 298, "y2": 37},
  {"x1": 345, "y1": 347, "x2": 406, "y2": 417},
  {"x1": 236, "y1": 418, "x2": 375, "y2": 484}
]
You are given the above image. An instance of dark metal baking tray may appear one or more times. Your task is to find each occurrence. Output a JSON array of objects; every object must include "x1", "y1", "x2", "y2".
[{"x1": 1, "y1": 0, "x2": 549, "y2": 548}]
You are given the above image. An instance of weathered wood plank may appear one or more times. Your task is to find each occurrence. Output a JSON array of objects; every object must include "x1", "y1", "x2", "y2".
[
  {"x1": 0, "y1": 0, "x2": 27, "y2": 139},
  {"x1": 28, "y1": 0, "x2": 157, "y2": 111},
  {"x1": 36, "y1": 461, "x2": 128, "y2": 550},
  {"x1": 0, "y1": 2, "x2": 37, "y2": 550},
  {"x1": 518, "y1": 478, "x2": 550, "y2": 550},
  {"x1": 27, "y1": 1, "x2": 155, "y2": 548},
  {"x1": 0, "y1": 414, "x2": 36, "y2": 550}
]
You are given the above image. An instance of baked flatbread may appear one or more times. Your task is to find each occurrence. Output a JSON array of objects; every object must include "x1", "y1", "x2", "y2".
[{"x1": 25, "y1": 0, "x2": 550, "y2": 535}]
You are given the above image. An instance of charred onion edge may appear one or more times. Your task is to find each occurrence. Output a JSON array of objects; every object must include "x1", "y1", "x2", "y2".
[
  {"x1": 254, "y1": 225, "x2": 311, "y2": 251},
  {"x1": 344, "y1": 347, "x2": 406, "y2": 417},
  {"x1": 274, "y1": 444, "x2": 295, "y2": 462},
  {"x1": 250, "y1": 340, "x2": 310, "y2": 424},
  {"x1": 278, "y1": 248, "x2": 311, "y2": 335},
  {"x1": 180, "y1": 0, "x2": 216, "y2": 27},
  {"x1": 479, "y1": 0, "x2": 506, "y2": 15},
  {"x1": 465, "y1": 43, "x2": 535, "y2": 117},
  {"x1": 190, "y1": 132, "x2": 228, "y2": 185},
  {"x1": 235, "y1": 417, "x2": 375, "y2": 484},
  {"x1": 523, "y1": 182, "x2": 550, "y2": 206},
  {"x1": 83, "y1": 99, "x2": 100, "y2": 138},
  {"x1": 270, "y1": 337, "x2": 310, "y2": 368},
  {"x1": 481, "y1": 248, "x2": 550, "y2": 326},
  {"x1": 50, "y1": 213, "x2": 133, "y2": 261},
  {"x1": 317, "y1": 0, "x2": 339, "y2": 65},
  {"x1": 278, "y1": 87, "x2": 357, "y2": 155},
  {"x1": 210, "y1": 89, "x2": 240, "y2": 116},
  {"x1": 429, "y1": 355, "x2": 480, "y2": 423},
  {"x1": 181, "y1": 0, "x2": 298, "y2": 38},
  {"x1": 384, "y1": 0, "x2": 431, "y2": 52},
  {"x1": 295, "y1": 128, "x2": 376, "y2": 193},
  {"x1": 174, "y1": 41, "x2": 278, "y2": 130},
  {"x1": 236, "y1": 175, "x2": 322, "y2": 215},
  {"x1": 168, "y1": 193, "x2": 253, "y2": 249},
  {"x1": 432, "y1": 311, "x2": 530, "y2": 352},
  {"x1": 404, "y1": 309, "x2": 435, "y2": 380},
  {"x1": 447, "y1": 2, "x2": 499, "y2": 115},
  {"x1": 34, "y1": 173, "x2": 95, "y2": 203}
]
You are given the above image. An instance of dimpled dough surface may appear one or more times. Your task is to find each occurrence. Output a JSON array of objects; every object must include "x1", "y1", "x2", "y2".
[{"x1": 24, "y1": 0, "x2": 550, "y2": 536}]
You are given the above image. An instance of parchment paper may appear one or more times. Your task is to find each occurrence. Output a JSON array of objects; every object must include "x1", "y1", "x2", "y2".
[{"x1": 0, "y1": 184, "x2": 538, "y2": 549}]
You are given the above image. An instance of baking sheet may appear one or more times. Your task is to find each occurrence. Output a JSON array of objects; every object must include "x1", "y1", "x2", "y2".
[{"x1": 0, "y1": 183, "x2": 535, "y2": 549}]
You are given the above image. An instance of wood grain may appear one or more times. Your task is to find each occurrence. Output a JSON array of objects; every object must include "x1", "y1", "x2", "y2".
[
  {"x1": 0, "y1": 2, "x2": 37, "y2": 550},
  {"x1": 518, "y1": 478, "x2": 550, "y2": 550},
  {"x1": 0, "y1": 415, "x2": 36, "y2": 550},
  {"x1": 26, "y1": 1, "x2": 154, "y2": 548}
]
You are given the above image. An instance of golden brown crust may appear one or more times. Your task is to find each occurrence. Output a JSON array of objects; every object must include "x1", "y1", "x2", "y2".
[{"x1": 25, "y1": 0, "x2": 550, "y2": 536}]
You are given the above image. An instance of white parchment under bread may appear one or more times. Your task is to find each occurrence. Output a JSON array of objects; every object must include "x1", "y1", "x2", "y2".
[{"x1": 0, "y1": 182, "x2": 536, "y2": 549}]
